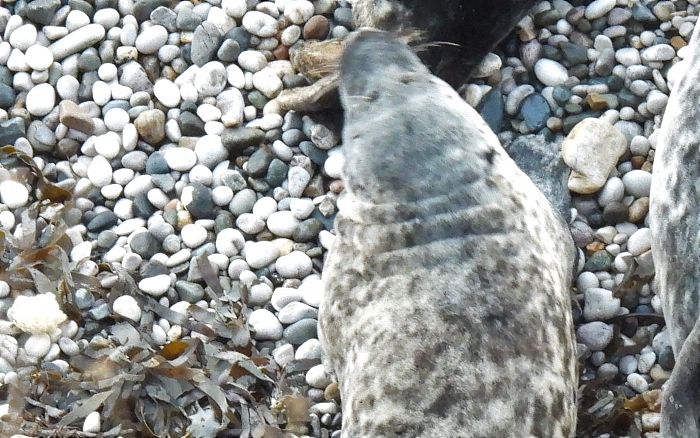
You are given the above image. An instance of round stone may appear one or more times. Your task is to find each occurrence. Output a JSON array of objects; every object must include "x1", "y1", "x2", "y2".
[
  {"x1": 135, "y1": 25, "x2": 169, "y2": 55},
  {"x1": 104, "y1": 108, "x2": 130, "y2": 131},
  {"x1": 138, "y1": 274, "x2": 171, "y2": 297},
  {"x1": 25, "y1": 333, "x2": 51, "y2": 358},
  {"x1": 241, "y1": 11, "x2": 279, "y2": 37},
  {"x1": 195, "y1": 61, "x2": 227, "y2": 96},
  {"x1": 113, "y1": 295, "x2": 142, "y2": 322},
  {"x1": 622, "y1": 169, "x2": 652, "y2": 198},
  {"x1": 248, "y1": 309, "x2": 283, "y2": 340},
  {"x1": 181, "y1": 223, "x2": 208, "y2": 248},
  {"x1": 0, "y1": 180, "x2": 29, "y2": 209},
  {"x1": 534, "y1": 59, "x2": 569, "y2": 87},
  {"x1": 164, "y1": 147, "x2": 197, "y2": 171},
  {"x1": 154, "y1": 79, "x2": 181, "y2": 108},
  {"x1": 284, "y1": 0, "x2": 315, "y2": 24},
  {"x1": 275, "y1": 250, "x2": 312, "y2": 278},
  {"x1": 9, "y1": 24, "x2": 38, "y2": 51},
  {"x1": 26, "y1": 83, "x2": 56, "y2": 116},
  {"x1": 24, "y1": 45, "x2": 53, "y2": 71}
]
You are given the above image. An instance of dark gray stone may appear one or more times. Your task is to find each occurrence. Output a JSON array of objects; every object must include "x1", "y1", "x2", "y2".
[
  {"x1": 191, "y1": 21, "x2": 223, "y2": 67},
  {"x1": 178, "y1": 111, "x2": 206, "y2": 136},
  {"x1": 283, "y1": 318, "x2": 318, "y2": 345},
  {"x1": 520, "y1": 93, "x2": 551, "y2": 132},
  {"x1": 146, "y1": 151, "x2": 169, "y2": 174},
  {"x1": 186, "y1": 182, "x2": 214, "y2": 219},
  {"x1": 26, "y1": 0, "x2": 60, "y2": 25},
  {"x1": 221, "y1": 127, "x2": 265, "y2": 155},
  {"x1": 87, "y1": 211, "x2": 119, "y2": 232},
  {"x1": 175, "y1": 280, "x2": 205, "y2": 303},
  {"x1": 0, "y1": 117, "x2": 26, "y2": 145},
  {"x1": 246, "y1": 148, "x2": 273, "y2": 177},
  {"x1": 129, "y1": 231, "x2": 160, "y2": 258},
  {"x1": 477, "y1": 87, "x2": 504, "y2": 134}
]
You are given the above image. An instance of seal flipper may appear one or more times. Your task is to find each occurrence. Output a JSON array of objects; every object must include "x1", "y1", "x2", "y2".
[{"x1": 661, "y1": 315, "x2": 700, "y2": 437}]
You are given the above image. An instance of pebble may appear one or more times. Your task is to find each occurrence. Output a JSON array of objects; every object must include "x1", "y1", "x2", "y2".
[
  {"x1": 153, "y1": 79, "x2": 181, "y2": 107},
  {"x1": 278, "y1": 301, "x2": 318, "y2": 324},
  {"x1": 577, "y1": 321, "x2": 614, "y2": 351},
  {"x1": 181, "y1": 223, "x2": 208, "y2": 248},
  {"x1": 626, "y1": 227, "x2": 652, "y2": 256},
  {"x1": 267, "y1": 211, "x2": 300, "y2": 237},
  {"x1": 585, "y1": 0, "x2": 616, "y2": 19},
  {"x1": 25, "y1": 333, "x2": 51, "y2": 358},
  {"x1": 627, "y1": 373, "x2": 649, "y2": 393},
  {"x1": 83, "y1": 411, "x2": 101, "y2": 433},
  {"x1": 241, "y1": 11, "x2": 279, "y2": 38},
  {"x1": 138, "y1": 274, "x2": 171, "y2": 297},
  {"x1": 113, "y1": 295, "x2": 142, "y2": 322},
  {"x1": 49, "y1": 24, "x2": 106, "y2": 61},
  {"x1": 534, "y1": 59, "x2": 568, "y2": 86},
  {"x1": 26, "y1": 83, "x2": 55, "y2": 116},
  {"x1": 583, "y1": 288, "x2": 621, "y2": 321},
  {"x1": 562, "y1": 118, "x2": 627, "y2": 194},
  {"x1": 248, "y1": 309, "x2": 283, "y2": 340},
  {"x1": 306, "y1": 364, "x2": 333, "y2": 388},
  {"x1": 164, "y1": 147, "x2": 197, "y2": 172},
  {"x1": 135, "y1": 25, "x2": 168, "y2": 55},
  {"x1": 0, "y1": 180, "x2": 29, "y2": 209},
  {"x1": 622, "y1": 169, "x2": 652, "y2": 198},
  {"x1": 641, "y1": 44, "x2": 675, "y2": 62},
  {"x1": 276, "y1": 251, "x2": 312, "y2": 278},
  {"x1": 24, "y1": 45, "x2": 53, "y2": 71},
  {"x1": 245, "y1": 241, "x2": 280, "y2": 269},
  {"x1": 284, "y1": 1, "x2": 315, "y2": 24}
]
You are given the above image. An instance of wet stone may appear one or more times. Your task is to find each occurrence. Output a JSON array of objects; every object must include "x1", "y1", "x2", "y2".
[
  {"x1": 520, "y1": 93, "x2": 551, "y2": 132},
  {"x1": 477, "y1": 87, "x2": 504, "y2": 133}
]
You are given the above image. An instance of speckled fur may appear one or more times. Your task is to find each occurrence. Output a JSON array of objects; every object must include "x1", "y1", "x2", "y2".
[
  {"x1": 319, "y1": 32, "x2": 577, "y2": 438},
  {"x1": 649, "y1": 19, "x2": 700, "y2": 438}
]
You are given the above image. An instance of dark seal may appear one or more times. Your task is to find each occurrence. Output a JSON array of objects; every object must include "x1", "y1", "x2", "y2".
[
  {"x1": 352, "y1": 0, "x2": 539, "y2": 84},
  {"x1": 319, "y1": 31, "x2": 577, "y2": 438},
  {"x1": 649, "y1": 19, "x2": 700, "y2": 438}
]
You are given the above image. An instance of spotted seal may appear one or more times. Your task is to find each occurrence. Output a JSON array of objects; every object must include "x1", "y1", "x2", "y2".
[
  {"x1": 319, "y1": 31, "x2": 577, "y2": 437},
  {"x1": 649, "y1": 17, "x2": 700, "y2": 438}
]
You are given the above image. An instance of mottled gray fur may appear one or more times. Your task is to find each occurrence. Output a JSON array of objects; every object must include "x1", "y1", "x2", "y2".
[
  {"x1": 649, "y1": 18, "x2": 700, "y2": 438},
  {"x1": 319, "y1": 31, "x2": 577, "y2": 438}
]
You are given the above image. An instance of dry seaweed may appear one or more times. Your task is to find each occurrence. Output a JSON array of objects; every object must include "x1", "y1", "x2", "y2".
[{"x1": 0, "y1": 148, "x2": 309, "y2": 437}]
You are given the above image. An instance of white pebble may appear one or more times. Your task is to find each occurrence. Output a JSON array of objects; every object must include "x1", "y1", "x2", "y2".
[
  {"x1": 585, "y1": 0, "x2": 616, "y2": 19},
  {"x1": 306, "y1": 364, "x2": 332, "y2": 388},
  {"x1": 626, "y1": 227, "x2": 651, "y2": 256},
  {"x1": 238, "y1": 50, "x2": 267, "y2": 72},
  {"x1": 249, "y1": 283, "x2": 274, "y2": 306},
  {"x1": 622, "y1": 169, "x2": 652, "y2": 197},
  {"x1": 9, "y1": 24, "x2": 38, "y2": 51},
  {"x1": 267, "y1": 211, "x2": 300, "y2": 237},
  {"x1": 241, "y1": 10, "x2": 279, "y2": 37},
  {"x1": 87, "y1": 156, "x2": 113, "y2": 188},
  {"x1": 284, "y1": 0, "x2": 315, "y2": 24},
  {"x1": 627, "y1": 373, "x2": 649, "y2": 393},
  {"x1": 154, "y1": 79, "x2": 181, "y2": 108},
  {"x1": 181, "y1": 223, "x2": 208, "y2": 248},
  {"x1": 113, "y1": 295, "x2": 142, "y2": 322},
  {"x1": 276, "y1": 250, "x2": 312, "y2": 278},
  {"x1": 24, "y1": 45, "x2": 53, "y2": 71},
  {"x1": 25, "y1": 333, "x2": 51, "y2": 358},
  {"x1": 245, "y1": 241, "x2": 280, "y2": 269},
  {"x1": 0, "y1": 180, "x2": 28, "y2": 209},
  {"x1": 139, "y1": 275, "x2": 171, "y2": 297},
  {"x1": 26, "y1": 83, "x2": 55, "y2": 116},
  {"x1": 534, "y1": 59, "x2": 569, "y2": 87},
  {"x1": 248, "y1": 309, "x2": 283, "y2": 340},
  {"x1": 83, "y1": 411, "x2": 101, "y2": 433},
  {"x1": 104, "y1": 108, "x2": 130, "y2": 131},
  {"x1": 216, "y1": 228, "x2": 244, "y2": 257},
  {"x1": 135, "y1": 25, "x2": 168, "y2": 55},
  {"x1": 164, "y1": 147, "x2": 197, "y2": 172}
]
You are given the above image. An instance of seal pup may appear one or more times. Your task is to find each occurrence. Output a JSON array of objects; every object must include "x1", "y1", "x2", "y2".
[
  {"x1": 319, "y1": 31, "x2": 577, "y2": 438},
  {"x1": 649, "y1": 17, "x2": 700, "y2": 438}
]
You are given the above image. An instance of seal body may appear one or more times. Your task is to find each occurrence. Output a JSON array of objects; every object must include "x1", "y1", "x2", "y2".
[
  {"x1": 649, "y1": 18, "x2": 700, "y2": 438},
  {"x1": 319, "y1": 31, "x2": 577, "y2": 438},
  {"x1": 352, "y1": 0, "x2": 538, "y2": 84}
]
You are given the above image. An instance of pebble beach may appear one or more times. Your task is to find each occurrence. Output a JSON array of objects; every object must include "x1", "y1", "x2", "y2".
[{"x1": 0, "y1": 0, "x2": 691, "y2": 436}]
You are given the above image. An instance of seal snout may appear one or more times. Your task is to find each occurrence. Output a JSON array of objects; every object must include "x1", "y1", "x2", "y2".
[{"x1": 339, "y1": 30, "x2": 428, "y2": 96}]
